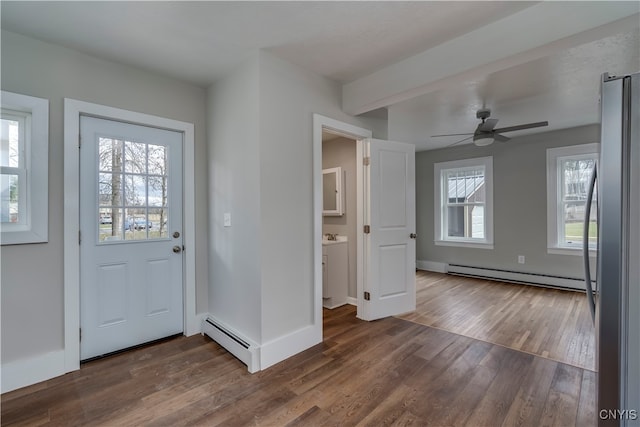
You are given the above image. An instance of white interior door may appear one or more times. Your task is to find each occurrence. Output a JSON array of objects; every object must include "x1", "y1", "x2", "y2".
[
  {"x1": 80, "y1": 116, "x2": 183, "y2": 360},
  {"x1": 361, "y1": 138, "x2": 416, "y2": 321}
]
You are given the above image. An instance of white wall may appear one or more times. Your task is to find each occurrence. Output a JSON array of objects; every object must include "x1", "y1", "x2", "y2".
[
  {"x1": 0, "y1": 31, "x2": 209, "y2": 364},
  {"x1": 322, "y1": 137, "x2": 357, "y2": 299},
  {"x1": 207, "y1": 50, "x2": 384, "y2": 367},
  {"x1": 257, "y1": 51, "x2": 380, "y2": 345},
  {"x1": 207, "y1": 56, "x2": 262, "y2": 344},
  {"x1": 411, "y1": 124, "x2": 599, "y2": 279}
]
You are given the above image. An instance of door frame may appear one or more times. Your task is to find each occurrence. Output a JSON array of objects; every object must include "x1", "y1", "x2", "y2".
[
  {"x1": 313, "y1": 114, "x2": 371, "y2": 332},
  {"x1": 63, "y1": 99, "x2": 197, "y2": 373}
]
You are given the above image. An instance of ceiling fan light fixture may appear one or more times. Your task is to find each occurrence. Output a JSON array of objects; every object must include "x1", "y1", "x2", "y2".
[{"x1": 473, "y1": 135, "x2": 494, "y2": 146}]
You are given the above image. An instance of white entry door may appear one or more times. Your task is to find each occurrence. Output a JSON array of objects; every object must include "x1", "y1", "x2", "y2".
[
  {"x1": 361, "y1": 138, "x2": 416, "y2": 321},
  {"x1": 80, "y1": 116, "x2": 184, "y2": 360}
]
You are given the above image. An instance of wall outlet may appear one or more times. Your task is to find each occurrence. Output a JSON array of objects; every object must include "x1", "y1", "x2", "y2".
[
  {"x1": 518, "y1": 255, "x2": 525, "y2": 264},
  {"x1": 223, "y1": 213, "x2": 231, "y2": 227}
]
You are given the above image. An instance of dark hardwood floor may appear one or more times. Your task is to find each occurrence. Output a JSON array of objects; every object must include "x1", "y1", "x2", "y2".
[
  {"x1": 2, "y1": 302, "x2": 595, "y2": 426},
  {"x1": 400, "y1": 271, "x2": 596, "y2": 371}
]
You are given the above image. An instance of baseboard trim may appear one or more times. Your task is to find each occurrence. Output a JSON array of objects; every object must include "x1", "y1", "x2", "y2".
[
  {"x1": 260, "y1": 324, "x2": 321, "y2": 371},
  {"x1": 346, "y1": 296, "x2": 357, "y2": 306},
  {"x1": 1, "y1": 349, "x2": 66, "y2": 393},
  {"x1": 447, "y1": 264, "x2": 588, "y2": 291},
  {"x1": 416, "y1": 260, "x2": 447, "y2": 273}
]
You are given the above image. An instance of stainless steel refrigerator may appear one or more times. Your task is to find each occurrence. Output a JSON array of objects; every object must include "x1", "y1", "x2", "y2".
[{"x1": 585, "y1": 72, "x2": 640, "y2": 426}]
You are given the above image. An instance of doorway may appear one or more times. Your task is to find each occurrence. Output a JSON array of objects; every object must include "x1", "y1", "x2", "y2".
[
  {"x1": 313, "y1": 114, "x2": 417, "y2": 334},
  {"x1": 313, "y1": 115, "x2": 371, "y2": 334},
  {"x1": 63, "y1": 99, "x2": 198, "y2": 373},
  {"x1": 322, "y1": 131, "x2": 358, "y2": 312},
  {"x1": 79, "y1": 116, "x2": 184, "y2": 360}
]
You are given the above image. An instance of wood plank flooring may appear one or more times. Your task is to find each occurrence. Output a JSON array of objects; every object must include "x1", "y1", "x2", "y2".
[
  {"x1": 398, "y1": 271, "x2": 596, "y2": 371},
  {"x1": 2, "y1": 304, "x2": 595, "y2": 426}
]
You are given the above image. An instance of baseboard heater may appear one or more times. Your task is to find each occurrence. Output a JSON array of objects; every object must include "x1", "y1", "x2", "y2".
[
  {"x1": 447, "y1": 263, "x2": 591, "y2": 292},
  {"x1": 202, "y1": 317, "x2": 260, "y2": 373}
]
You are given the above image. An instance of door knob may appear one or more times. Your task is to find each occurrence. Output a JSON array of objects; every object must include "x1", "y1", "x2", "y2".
[
  {"x1": 410, "y1": 233, "x2": 417, "y2": 239},
  {"x1": 173, "y1": 231, "x2": 180, "y2": 238},
  {"x1": 172, "y1": 245, "x2": 182, "y2": 253}
]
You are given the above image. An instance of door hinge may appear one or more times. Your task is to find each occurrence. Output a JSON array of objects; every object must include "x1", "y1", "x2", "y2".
[
  {"x1": 364, "y1": 291, "x2": 370, "y2": 301},
  {"x1": 363, "y1": 157, "x2": 370, "y2": 166},
  {"x1": 364, "y1": 225, "x2": 370, "y2": 234},
  {"x1": 79, "y1": 328, "x2": 82, "y2": 342},
  {"x1": 79, "y1": 230, "x2": 81, "y2": 244},
  {"x1": 78, "y1": 133, "x2": 81, "y2": 148}
]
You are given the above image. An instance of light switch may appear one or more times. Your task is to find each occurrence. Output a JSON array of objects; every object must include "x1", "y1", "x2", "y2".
[{"x1": 224, "y1": 213, "x2": 231, "y2": 227}]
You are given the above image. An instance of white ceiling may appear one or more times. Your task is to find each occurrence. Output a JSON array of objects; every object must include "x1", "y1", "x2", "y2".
[
  {"x1": 2, "y1": 1, "x2": 639, "y2": 151},
  {"x1": 391, "y1": 28, "x2": 640, "y2": 150},
  {"x1": 0, "y1": 1, "x2": 534, "y2": 85}
]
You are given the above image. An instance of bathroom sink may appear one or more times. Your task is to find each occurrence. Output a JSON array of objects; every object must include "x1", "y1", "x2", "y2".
[{"x1": 322, "y1": 235, "x2": 348, "y2": 245}]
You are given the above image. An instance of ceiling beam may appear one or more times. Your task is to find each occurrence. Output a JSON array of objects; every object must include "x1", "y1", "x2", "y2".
[{"x1": 342, "y1": 3, "x2": 639, "y2": 116}]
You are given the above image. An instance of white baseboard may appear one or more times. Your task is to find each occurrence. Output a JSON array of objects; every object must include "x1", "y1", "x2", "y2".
[
  {"x1": 1, "y1": 349, "x2": 66, "y2": 393},
  {"x1": 447, "y1": 264, "x2": 587, "y2": 291},
  {"x1": 416, "y1": 260, "x2": 447, "y2": 273},
  {"x1": 260, "y1": 324, "x2": 321, "y2": 371},
  {"x1": 346, "y1": 296, "x2": 357, "y2": 306}
]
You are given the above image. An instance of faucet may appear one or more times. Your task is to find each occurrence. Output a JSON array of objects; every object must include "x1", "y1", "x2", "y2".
[{"x1": 325, "y1": 233, "x2": 337, "y2": 241}]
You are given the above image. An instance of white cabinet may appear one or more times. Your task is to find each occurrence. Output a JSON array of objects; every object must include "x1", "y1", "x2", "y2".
[{"x1": 322, "y1": 240, "x2": 348, "y2": 309}]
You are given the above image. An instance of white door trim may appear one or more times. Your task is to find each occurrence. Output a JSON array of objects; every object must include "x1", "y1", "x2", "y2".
[
  {"x1": 64, "y1": 99, "x2": 197, "y2": 373},
  {"x1": 313, "y1": 114, "x2": 372, "y2": 334}
]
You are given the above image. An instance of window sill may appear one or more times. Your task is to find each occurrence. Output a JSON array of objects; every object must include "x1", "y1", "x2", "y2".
[
  {"x1": 548, "y1": 247, "x2": 597, "y2": 257},
  {"x1": 435, "y1": 240, "x2": 494, "y2": 250}
]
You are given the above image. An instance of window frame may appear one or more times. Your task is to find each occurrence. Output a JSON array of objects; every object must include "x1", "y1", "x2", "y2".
[
  {"x1": 434, "y1": 156, "x2": 494, "y2": 249},
  {"x1": 546, "y1": 143, "x2": 599, "y2": 255},
  {"x1": 0, "y1": 91, "x2": 49, "y2": 245}
]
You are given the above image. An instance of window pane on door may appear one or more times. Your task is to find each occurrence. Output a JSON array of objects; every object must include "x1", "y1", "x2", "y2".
[
  {"x1": 98, "y1": 138, "x2": 123, "y2": 173},
  {"x1": 99, "y1": 208, "x2": 124, "y2": 241},
  {"x1": 99, "y1": 173, "x2": 123, "y2": 206},
  {"x1": 148, "y1": 176, "x2": 167, "y2": 207},
  {"x1": 124, "y1": 141, "x2": 147, "y2": 174},
  {"x1": 97, "y1": 137, "x2": 170, "y2": 244},
  {"x1": 125, "y1": 175, "x2": 147, "y2": 206},
  {"x1": 148, "y1": 144, "x2": 167, "y2": 175}
]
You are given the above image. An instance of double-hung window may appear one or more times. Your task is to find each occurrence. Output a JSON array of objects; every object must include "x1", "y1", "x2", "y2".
[
  {"x1": 0, "y1": 91, "x2": 49, "y2": 244},
  {"x1": 546, "y1": 143, "x2": 599, "y2": 254},
  {"x1": 434, "y1": 156, "x2": 493, "y2": 248}
]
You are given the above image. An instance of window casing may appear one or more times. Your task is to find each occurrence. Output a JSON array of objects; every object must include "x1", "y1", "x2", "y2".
[
  {"x1": 546, "y1": 143, "x2": 599, "y2": 254},
  {"x1": 0, "y1": 91, "x2": 49, "y2": 244},
  {"x1": 434, "y1": 157, "x2": 493, "y2": 248}
]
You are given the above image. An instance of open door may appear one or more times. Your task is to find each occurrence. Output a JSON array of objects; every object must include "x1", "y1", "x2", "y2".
[{"x1": 360, "y1": 138, "x2": 416, "y2": 321}]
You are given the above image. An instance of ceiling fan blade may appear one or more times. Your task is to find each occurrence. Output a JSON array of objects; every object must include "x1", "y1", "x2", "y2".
[
  {"x1": 431, "y1": 132, "x2": 474, "y2": 137},
  {"x1": 446, "y1": 135, "x2": 473, "y2": 147},
  {"x1": 478, "y1": 118, "x2": 498, "y2": 132},
  {"x1": 493, "y1": 121, "x2": 549, "y2": 133},
  {"x1": 493, "y1": 133, "x2": 510, "y2": 142}
]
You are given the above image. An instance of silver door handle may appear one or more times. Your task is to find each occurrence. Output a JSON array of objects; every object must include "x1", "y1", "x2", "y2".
[
  {"x1": 410, "y1": 233, "x2": 417, "y2": 239},
  {"x1": 172, "y1": 245, "x2": 182, "y2": 253}
]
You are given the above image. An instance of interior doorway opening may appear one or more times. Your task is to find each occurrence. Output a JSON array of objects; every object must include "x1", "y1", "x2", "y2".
[{"x1": 321, "y1": 131, "x2": 358, "y2": 317}]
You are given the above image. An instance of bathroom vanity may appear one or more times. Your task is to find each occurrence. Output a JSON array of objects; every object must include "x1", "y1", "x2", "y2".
[{"x1": 322, "y1": 237, "x2": 348, "y2": 309}]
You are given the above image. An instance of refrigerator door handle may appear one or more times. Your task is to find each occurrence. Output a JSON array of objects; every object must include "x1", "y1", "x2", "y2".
[{"x1": 583, "y1": 166, "x2": 597, "y2": 323}]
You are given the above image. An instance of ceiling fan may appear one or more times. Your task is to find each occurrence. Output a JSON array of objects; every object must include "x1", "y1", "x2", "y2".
[{"x1": 431, "y1": 109, "x2": 549, "y2": 147}]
